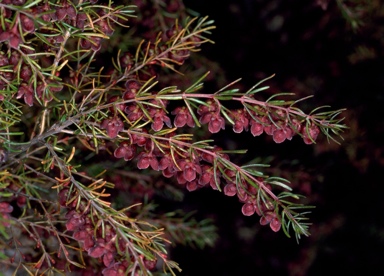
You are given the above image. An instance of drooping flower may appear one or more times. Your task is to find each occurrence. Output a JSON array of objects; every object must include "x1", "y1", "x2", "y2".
[
  {"x1": 172, "y1": 106, "x2": 195, "y2": 127},
  {"x1": 302, "y1": 124, "x2": 320, "y2": 144},
  {"x1": 178, "y1": 159, "x2": 202, "y2": 182},
  {"x1": 230, "y1": 109, "x2": 249, "y2": 133},
  {"x1": 137, "y1": 152, "x2": 159, "y2": 170},
  {"x1": 16, "y1": 82, "x2": 34, "y2": 106},
  {"x1": 0, "y1": 22, "x2": 23, "y2": 49},
  {"x1": 114, "y1": 142, "x2": 136, "y2": 161},
  {"x1": 100, "y1": 117, "x2": 124, "y2": 138}
]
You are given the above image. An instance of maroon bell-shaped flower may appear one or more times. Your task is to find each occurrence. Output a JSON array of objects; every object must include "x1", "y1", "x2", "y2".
[
  {"x1": 20, "y1": 64, "x2": 32, "y2": 82},
  {"x1": 272, "y1": 128, "x2": 287, "y2": 143},
  {"x1": 197, "y1": 100, "x2": 218, "y2": 115},
  {"x1": 149, "y1": 108, "x2": 172, "y2": 131},
  {"x1": 65, "y1": 210, "x2": 85, "y2": 231},
  {"x1": 284, "y1": 126, "x2": 295, "y2": 140},
  {"x1": 242, "y1": 203, "x2": 256, "y2": 216},
  {"x1": 198, "y1": 165, "x2": 221, "y2": 190},
  {"x1": 16, "y1": 82, "x2": 34, "y2": 106},
  {"x1": 178, "y1": 159, "x2": 202, "y2": 182},
  {"x1": 302, "y1": 124, "x2": 320, "y2": 144},
  {"x1": 264, "y1": 122, "x2": 277, "y2": 136},
  {"x1": 114, "y1": 141, "x2": 136, "y2": 161},
  {"x1": 123, "y1": 80, "x2": 141, "y2": 100},
  {"x1": 0, "y1": 22, "x2": 22, "y2": 49},
  {"x1": 199, "y1": 111, "x2": 225, "y2": 133},
  {"x1": 100, "y1": 117, "x2": 124, "y2": 138},
  {"x1": 186, "y1": 180, "x2": 199, "y2": 192},
  {"x1": 131, "y1": 129, "x2": 148, "y2": 146},
  {"x1": 250, "y1": 119, "x2": 263, "y2": 136},
  {"x1": 20, "y1": 14, "x2": 35, "y2": 33},
  {"x1": 260, "y1": 211, "x2": 281, "y2": 232},
  {"x1": 137, "y1": 152, "x2": 159, "y2": 170},
  {"x1": 172, "y1": 106, "x2": 195, "y2": 127},
  {"x1": 124, "y1": 104, "x2": 144, "y2": 122},
  {"x1": 208, "y1": 113, "x2": 225, "y2": 133},
  {"x1": 98, "y1": 19, "x2": 115, "y2": 36},
  {"x1": 223, "y1": 183, "x2": 237, "y2": 196},
  {"x1": 230, "y1": 109, "x2": 249, "y2": 133}
]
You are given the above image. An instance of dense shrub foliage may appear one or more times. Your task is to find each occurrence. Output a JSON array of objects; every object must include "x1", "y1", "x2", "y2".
[{"x1": 0, "y1": 0, "x2": 346, "y2": 275}]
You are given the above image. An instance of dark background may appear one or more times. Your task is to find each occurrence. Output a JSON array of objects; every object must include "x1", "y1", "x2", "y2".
[{"x1": 169, "y1": 1, "x2": 384, "y2": 275}]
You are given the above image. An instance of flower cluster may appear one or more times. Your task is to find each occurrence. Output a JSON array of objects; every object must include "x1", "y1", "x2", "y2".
[
  {"x1": 0, "y1": 0, "x2": 115, "y2": 107},
  {"x1": 111, "y1": 128, "x2": 281, "y2": 233},
  {"x1": 99, "y1": 65, "x2": 344, "y2": 236},
  {"x1": 231, "y1": 107, "x2": 321, "y2": 144},
  {"x1": 0, "y1": 0, "x2": 346, "y2": 275},
  {"x1": 58, "y1": 187, "x2": 159, "y2": 275}
]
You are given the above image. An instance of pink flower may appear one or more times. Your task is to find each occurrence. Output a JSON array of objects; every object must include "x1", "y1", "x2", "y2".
[
  {"x1": 172, "y1": 106, "x2": 195, "y2": 127},
  {"x1": 131, "y1": 130, "x2": 148, "y2": 146},
  {"x1": 16, "y1": 83, "x2": 34, "y2": 106},
  {"x1": 65, "y1": 210, "x2": 85, "y2": 231},
  {"x1": 199, "y1": 165, "x2": 221, "y2": 189},
  {"x1": 178, "y1": 159, "x2": 202, "y2": 182},
  {"x1": 259, "y1": 212, "x2": 281, "y2": 232},
  {"x1": 137, "y1": 152, "x2": 159, "y2": 170},
  {"x1": 302, "y1": 124, "x2": 320, "y2": 144},
  {"x1": 223, "y1": 183, "x2": 237, "y2": 196},
  {"x1": 20, "y1": 14, "x2": 35, "y2": 33},
  {"x1": 242, "y1": 203, "x2": 256, "y2": 216},
  {"x1": 272, "y1": 128, "x2": 287, "y2": 143},
  {"x1": 186, "y1": 180, "x2": 198, "y2": 191},
  {"x1": 200, "y1": 112, "x2": 225, "y2": 133},
  {"x1": 124, "y1": 104, "x2": 144, "y2": 122},
  {"x1": 250, "y1": 120, "x2": 264, "y2": 136},
  {"x1": 149, "y1": 108, "x2": 172, "y2": 131},
  {"x1": 230, "y1": 109, "x2": 249, "y2": 133},
  {"x1": 0, "y1": 23, "x2": 22, "y2": 49},
  {"x1": 197, "y1": 100, "x2": 217, "y2": 115},
  {"x1": 114, "y1": 142, "x2": 136, "y2": 161},
  {"x1": 101, "y1": 117, "x2": 124, "y2": 138},
  {"x1": 123, "y1": 80, "x2": 141, "y2": 100}
]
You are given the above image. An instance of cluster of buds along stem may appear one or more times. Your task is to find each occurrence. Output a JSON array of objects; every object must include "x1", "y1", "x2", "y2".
[{"x1": 0, "y1": 0, "x2": 346, "y2": 275}]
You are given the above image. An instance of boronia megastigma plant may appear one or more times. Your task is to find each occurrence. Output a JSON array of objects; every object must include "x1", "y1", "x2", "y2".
[{"x1": 0, "y1": 0, "x2": 347, "y2": 275}]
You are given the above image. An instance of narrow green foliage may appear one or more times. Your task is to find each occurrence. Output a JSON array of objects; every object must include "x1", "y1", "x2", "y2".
[{"x1": 0, "y1": 0, "x2": 347, "y2": 275}]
